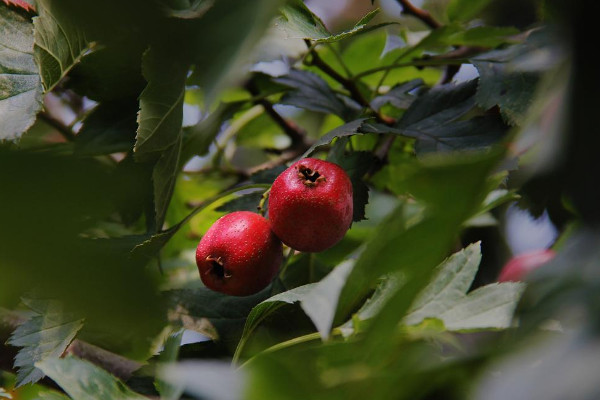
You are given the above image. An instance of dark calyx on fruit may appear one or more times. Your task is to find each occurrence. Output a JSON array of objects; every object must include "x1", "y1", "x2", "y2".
[
  {"x1": 205, "y1": 256, "x2": 231, "y2": 279},
  {"x1": 297, "y1": 164, "x2": 326, "y2": 187}
]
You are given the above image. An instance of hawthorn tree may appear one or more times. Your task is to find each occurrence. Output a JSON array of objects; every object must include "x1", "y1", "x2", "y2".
[{"x1": 1, "y1": 0, "x2": 598, "y2": 399}]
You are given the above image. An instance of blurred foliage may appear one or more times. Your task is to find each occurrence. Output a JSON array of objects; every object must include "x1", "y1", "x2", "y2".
[{"x1": 0, "y1": 0, "x2": 595, "y2": 399}]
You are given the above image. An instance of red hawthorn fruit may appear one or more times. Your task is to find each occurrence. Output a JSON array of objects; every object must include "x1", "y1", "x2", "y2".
[
  {"x1": 498, "y1": 248, "x2": 556, "y2": 282},
  {"x1": 2, "y1": 0, "x2": 36, "y2": 13},
  {"x1": 196, "y1": 211, "x2": 282, "y2": 296},
  {"x1": 268, "y1": 158, "x2": 353, "y2": 252}
]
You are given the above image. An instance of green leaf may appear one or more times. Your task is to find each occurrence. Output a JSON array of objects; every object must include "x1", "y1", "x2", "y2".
[
  {"x1": 406, "y1": 115, "x2": 509, "y2": 154},
  {"x1": 447, "y1": 0, "x2": 494, "y2": 22},
  {"x1": 437, "y1": 282, "x2": 525, "y2": 331},
  {"x1": 404, "y1": 242, "x2": 482, "y2": 325},
  {"x1": 275, "y1": 69, "x2": 361, "y2": 121},
  {"x1": 165, "y1": 287, "x2": 271, "y2": 343},
  {"x1": 334, "y1": 151, "x2": 375, "y2": 222},
  {"x1": 36, "y1": 356, "x2": 148, "y2": 400},
  {"x1": 7, "y1": 299, "x2": 84, "y2": 387},
  {"x1": 303, "y1": 118, "x2": 367, "y2": 157},
  {"x1": 235, "y1": 284, "x2": 318, "y2": 359},
  {"x1": 0, "y1": 4, "x2": 42, "y2": 140},
  {"x1": 250, "y1": 165, "x2": 287, "y2": 184},
  {"x1": 371, "y1": 79, "x2": 424, "y2": 111},
  {"x1": 439, "y1": 26, "x2": 520, "y2": 48},
  {"x1": 33, "y1": 0, "x2": 92, "y2": 91},
  {"x1": 279, "y1": 1, "x2": 388, "y2": 44},
  {"x1": 186, "y1": 0, "x2": 283, "y2": 103},
  {"x1": 153, "y1": 134, "x2": 183, "y2": 230},
  {"x1": 74, "y1": 100, "x2": 138, "y2": 155},
  {"x1": 334, "y1": 152, "x2": 503, "y2": 352},
  {"x1": 278, "y1": 0, "x2": 330, "y2": 41},
  {"x1": 134, "y1": 47, "x2": 187, "y2": 162},
  {"x1": 215, "y1": 191, "x2": 264, "y2": 213},
  {"x1": 339, "y1": 275, "x2": 402, "y2": 336},
  {"x1": 300, "y1": 259, "x2": 355, "y2": 339},
  {"x1": 471, "y1": 32, "x2": 550, "y2": 125}
]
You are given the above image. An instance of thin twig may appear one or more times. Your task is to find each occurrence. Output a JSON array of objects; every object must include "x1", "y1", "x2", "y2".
[
  {"x1": 245, "y1": 80, "x2": 307, "y2": 147},
  {"x1": 396, "y1": 0, "x2": 440, "y2": 29}
]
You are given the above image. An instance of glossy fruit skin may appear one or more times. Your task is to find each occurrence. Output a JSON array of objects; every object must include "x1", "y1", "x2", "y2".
[
  {"x1": 498, "y1": 249, "x2": 556, "y2": 282},
  {"x1": 196, "y1": 211, "x2": 282, "y2": 296},
  {"x1": 268, "y1": 158, "x2": 353, "y2": 252}
]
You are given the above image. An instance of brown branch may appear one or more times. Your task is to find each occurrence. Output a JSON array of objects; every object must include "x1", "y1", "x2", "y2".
[
  {"x1": 245, "y1": 80, "x2": 307, "y2": 147},
  {"x1": 396, "y1": 0, "x2": 441, "y2": 29},
  {"x1": 303, "y1": 39, "x2": 372, "y2": 110}
]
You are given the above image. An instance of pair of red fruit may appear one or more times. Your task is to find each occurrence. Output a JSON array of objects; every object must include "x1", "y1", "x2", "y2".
[{"x1": 196, "y1": 158, "x2": 353, "y2": 296}]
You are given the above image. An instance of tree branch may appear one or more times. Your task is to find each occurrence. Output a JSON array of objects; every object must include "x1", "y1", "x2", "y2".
[
  {"x1": 245, "y1": 80, "x2": 307, "y2": 147},
  {"x1": 396, "y1": 0, "x2": 440, "y2": 29}
]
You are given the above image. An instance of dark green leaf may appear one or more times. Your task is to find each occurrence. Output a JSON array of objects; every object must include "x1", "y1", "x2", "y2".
[
  {"x1": 0, "y1": 5, "x2": 42, "y2": 140},
  {"x1": 275, "y1": 69, "x2": 361, "y2": 121},
  {"x1": 165, "y1": 287, "x2": 271, "y2": 344},
  {"x1": 303, "y1": 118, "x2": 367, "y2": 157},
  {"x1": 74, "y1": 100, "x2": 138, "y2": 155},
  {"x1": 405, "y1": 115, "x2": 508, "y2": 154},
  {"x1": 334, "y1": 151, "x2": 376, "y2": 222},
  {"x1": 34, "y1": 0, "x2": 92, "y2": 91},
  {"x1": 371, "y1": 79, "x2": 424, "y2": 111},
  {"x1": 235, "y1": 284, "x2": 318, "y2": 358},
  {"x1": 447, "y1": 0, "x2": 494, "y2": 22},
  {"x1": 7, "y1": 299, "x2": 84, "y2": 387},
  {"x1": 250, "y1": 165, "x2": 287, "y2": 184},
  {"x1": 215, "y1": 191, "x2": 264, "y2": 213},
  {"x1": 279, "y1": 1, "x2": 388, "y2": 44},
  {"x1": 398, "y1": 80, "x2": 477, "y2": 128},
  {"x1": 37, "y1": 356, "x2": 148, "y2": 400},
  {"x1": 186, "y1": 0, "x2": 283, "y2": 103},
  {"x1": 134, "y1": 47, "x2": 187, "y2": 162},
  {"x1": 439, "y1": 26, "x2": 520, "y2": 48},
  {"x1": 153, "y1": 134, "x2": 183, "y2": 230}
]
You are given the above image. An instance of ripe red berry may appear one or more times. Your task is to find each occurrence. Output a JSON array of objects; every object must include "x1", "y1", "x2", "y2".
[
  {"x1": 196, "y1": 211, "x2": 283, "y2": 296},
  {"x1": 498, "y1": 248, "x2": 556, "y2": 282},
  {"x1": 268, "y1": 158, "x2": 353, "y2": 252}
]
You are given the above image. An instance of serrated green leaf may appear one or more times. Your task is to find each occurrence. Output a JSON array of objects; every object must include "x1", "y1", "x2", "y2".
[
  {"x1": 134, "y1": 47, "x2": 187, "y2": 162},
  {"x1": 300, "y1": 259, "x2": 355, "y2": 339},
  {"x1": 37, "y1": 356, "x2": 148, "y2": 400},
  {"x1": 33, "y1": 0, "x2": 92, "y2": 91},
  {"x1": 250, "y1": 165, "x2": 287, "y2": 184},
  {"x1": 278, "y1": 0, "x2": 330, "y2": 41},
  {"x1": 7, "y1": 299, "x2": 84, "y2": 387},
  {"x1": 438, "y1": 282, "x2": 525, "y2": 331},
  {"x1": 0, "y1": 4, "x2": 42, "y2": 140},
  {"x1": 303, "y1": 118, "x2": 367, "y2": 157},
  {"x1": 275, "y1": 69, "x2": 361, "y2": 121},
  {"x1": 279, "y1": 2, "x2": 389, "y2": 44},
  {"x1": 404, "y1": 243, "x2": 482, "y2": 325},
  {"x1": 74, "y1": 100, "x2": 138, "y2": 155},
  {"x1": 153, "y1": 134, "x2": 183, "y2": 230},
  {"x1": 440, "y1": 26, "x2": 520, "y2": 48},
  {"x1": 471, "y1": 31, "x2": 552, "y2": 125}
]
